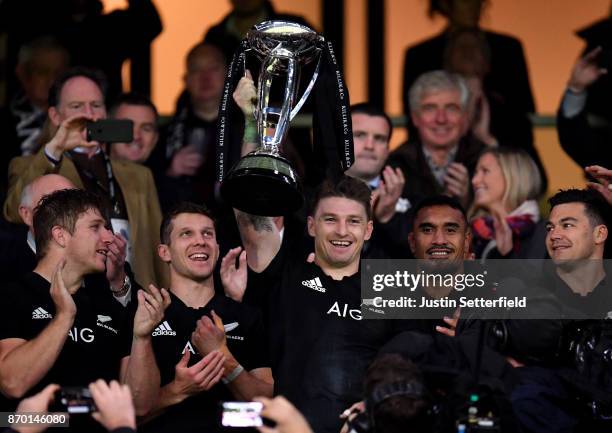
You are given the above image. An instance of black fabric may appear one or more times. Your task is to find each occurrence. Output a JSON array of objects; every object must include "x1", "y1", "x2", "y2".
[
  {"x1": 557, "y1": 108, "x2": 612, "y2": 169},
  {"x1": 364, "y1": 204, "x2": 418, "y2": 260},
  {"x1": 0, "y1": 93, "x2": 46, "y2": 164},
  {"x1": 141, "y1": 292, "x2": 268, "y2": 433},
  {"x1": 0, "y1": 272, "x2": 132, "y2": 432},
  {"x1": 68, "y1": 151, "x2": 129, "y2": 220},
  {"x1": 542, "y1": 264, "x2": 612, "y2": 320},
  {"x1": 576, "y1": 17, "x2": 612, "y2": 124},
  {"x1": 386, "y1": 137, "x2": 485, "y2": 201},
  {"x1": 243, "y1": 235, "x2": 411, "y2": 433},
  {"x1": 0, "y1": 223, "x2": 36, "y2": 283}
]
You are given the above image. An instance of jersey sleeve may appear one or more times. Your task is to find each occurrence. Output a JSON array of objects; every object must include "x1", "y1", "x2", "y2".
[
  {"x1": 243, "y1": 235, "x2": 289, "y2": 311},
  {"x1": 0, "y1": 283, "x2": 33, "y2": 341}
]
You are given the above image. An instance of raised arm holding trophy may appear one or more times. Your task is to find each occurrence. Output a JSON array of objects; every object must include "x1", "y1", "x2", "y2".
[{"x1": 216, "y1": 20, "x2": 354, "y2": 216}]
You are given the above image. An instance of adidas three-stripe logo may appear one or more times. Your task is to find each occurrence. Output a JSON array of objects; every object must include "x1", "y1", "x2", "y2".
[
  {"x1": 152, "y1": 320, "x2": 177, "y2": 336},
  {"x1": 32, "y1": 307, "x2": 52, "y2": 319},
  {"x1": 302, "y1": 277, "x2": 326, "y2": 293}
]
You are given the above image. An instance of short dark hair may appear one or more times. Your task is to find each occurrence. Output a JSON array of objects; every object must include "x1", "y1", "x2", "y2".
[
  {"x1": 364, "y1": 354, "x2": 430, "y2": 433},
  {"x1": 160, "y1": 202, "x2": 216, "y2": 245},
  {"x1": 412, "y1": 195, "x2": 468, "y2": 226},
  {"x1": 48, "y1": 66, "x2": 108, "y2": 108},
  {"x1": 310, "y1": 175, "x2": 372, "y2": 220},
  {"x1": 185, "y1": 42, "x2": 227, "y2": 71},
  {"x1": 548, "y1": 189, "x2": 609, "y2": 228},
  {"x1": 33, "y1": 189, "x2": 105, "y2": 259},
  {"x1": 350, "y1": 103, "x2": 393, "y2": 141},
  {"x1": 109, "y1": 92, "x2": 159, "y2": 120}
]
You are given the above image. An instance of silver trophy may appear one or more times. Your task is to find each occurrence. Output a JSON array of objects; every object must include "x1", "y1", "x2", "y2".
[{"x1": 220, "y1": 20, "x2": 323, "y2": 216}]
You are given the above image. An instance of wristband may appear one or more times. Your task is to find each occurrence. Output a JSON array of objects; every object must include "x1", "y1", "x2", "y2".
[
  {"x1": 243, "y1": 120, "x2": 258, "y2": 144},
  {"x1": 222, "y1": 364, "x2": 244, "y2": 384}
]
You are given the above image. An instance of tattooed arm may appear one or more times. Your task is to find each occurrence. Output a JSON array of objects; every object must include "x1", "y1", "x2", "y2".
[{"x1": 234, "y1": 210, "x2": 282, "y2": 272}]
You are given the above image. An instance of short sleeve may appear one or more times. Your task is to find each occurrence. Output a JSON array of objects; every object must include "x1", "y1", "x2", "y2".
[{"x1": 0, "y1": 283, "x2": 33, "y2": 341}]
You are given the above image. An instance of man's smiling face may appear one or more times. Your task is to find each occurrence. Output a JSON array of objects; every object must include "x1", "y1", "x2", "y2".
[
  {"x1": 308, "y1": 196, "x2": 373, "y2": 270},
  {"x1": 410, "y1": 205, "x2": 470, "y2": 272}
]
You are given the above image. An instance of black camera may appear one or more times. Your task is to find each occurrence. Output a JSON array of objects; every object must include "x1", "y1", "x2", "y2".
[{"x1": 86, "y1": 119, "x2": 133, "y2": 143}]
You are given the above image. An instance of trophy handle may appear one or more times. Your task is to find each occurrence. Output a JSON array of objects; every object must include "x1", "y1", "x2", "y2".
[
  {"x1": 257, "y1": 47, "x2": 299, "y2": 153},
  {"x1": 290, "y1": 53, "x2": 321, "y2": 121}
]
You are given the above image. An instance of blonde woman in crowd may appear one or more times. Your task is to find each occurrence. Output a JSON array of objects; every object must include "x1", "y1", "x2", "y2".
[{"x1": 470, "y1": 147, "x2": 547, "y2": 260}]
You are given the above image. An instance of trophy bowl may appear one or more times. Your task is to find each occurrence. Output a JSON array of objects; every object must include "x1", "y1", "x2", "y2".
[{"x1": 220, "y1": 151, "x2": 303, "y2": 216}]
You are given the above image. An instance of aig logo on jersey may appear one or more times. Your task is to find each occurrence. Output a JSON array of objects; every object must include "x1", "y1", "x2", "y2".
[
  {"x1": 327, "y1": 301, "x2": 362, "y2": 321},
  {"x1": 69, "y1": 327, "x2": 94, "y2": 343},
  {"x1": 153, "y1": 321, "x2": 177, "y2": 336}
]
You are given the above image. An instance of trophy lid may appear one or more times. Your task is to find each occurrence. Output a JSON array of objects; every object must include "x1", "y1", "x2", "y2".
[{"x1": 248, "y1": 20, "x2": 322, "y2": 62}]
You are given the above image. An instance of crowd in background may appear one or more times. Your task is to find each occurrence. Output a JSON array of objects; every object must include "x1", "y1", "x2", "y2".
[{"x1": 0, "y1": 1, "x2": 611, "y2": 433}]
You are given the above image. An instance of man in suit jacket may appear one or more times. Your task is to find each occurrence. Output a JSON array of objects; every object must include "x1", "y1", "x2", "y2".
[
  {"x1": 345, "y1": 103, "x2": 415, "y2": 259},
  {"x1": 3, "y1": 67, "x2": 167, "y2": 288},
  {"x1": 389, "y1": 71, "x2": 484, "y2": 209}
]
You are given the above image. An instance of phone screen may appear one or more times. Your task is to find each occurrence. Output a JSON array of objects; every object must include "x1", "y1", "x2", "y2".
[{"x1": 221, "y1": 402, "x2": 263, "y2": 427}]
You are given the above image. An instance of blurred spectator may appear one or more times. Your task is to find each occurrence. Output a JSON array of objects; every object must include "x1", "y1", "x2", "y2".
[
  {"x1": 149, "y1": 43, "x2": 233, "y2": 211},
  {"x1": 0, "y1": 174, "x2": 76, "y2": 282},
  {"x1": 3, "y1": 36, "x2": 69, "y2": 155},
  {"x1": 0, "y1": 37, "x2": 69, "y2": 206},
  {"x1": 388, "y1": 70, "x2": 485, "y2": 208},
  {"x1": 557, "y1": 47, "x2": 611, "y2": 169},
  {"x1": 359, "y1": 354, "x2": 430, "y2": 433},
  {"x1": 0, "y1": 0, "x2": 162, "y2": 100},
  {"x1": 402, "y1": 0, "x2": 544, "y2": 190},
  {"x1": 345, "y1": 103, "x2": 413, "y2": 258},
  {"x1": 203, "y1": 0, "x2": 311, "y2": 62},
  {"x1": 3, "y1": 67, "x2": 167, "y2": 288},
  {"x1": 470, "y1": 148, "x2": 547, "y2": 260},
  {"x1": 109, "y1": 93, "x2": 159, "y2": 164},
  {"x1": 572, "y1": 11, "x2": 612, "y2": 124}
]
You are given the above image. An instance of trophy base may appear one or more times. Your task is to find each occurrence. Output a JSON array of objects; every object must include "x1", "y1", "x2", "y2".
[{"x1": 221, "y1": 153, "x2": 303, "y2": 216}]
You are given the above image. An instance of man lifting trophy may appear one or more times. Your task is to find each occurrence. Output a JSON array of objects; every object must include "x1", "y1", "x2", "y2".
[{"x1": 216, "y1": 20, "x2": 354, "y2": 216}]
